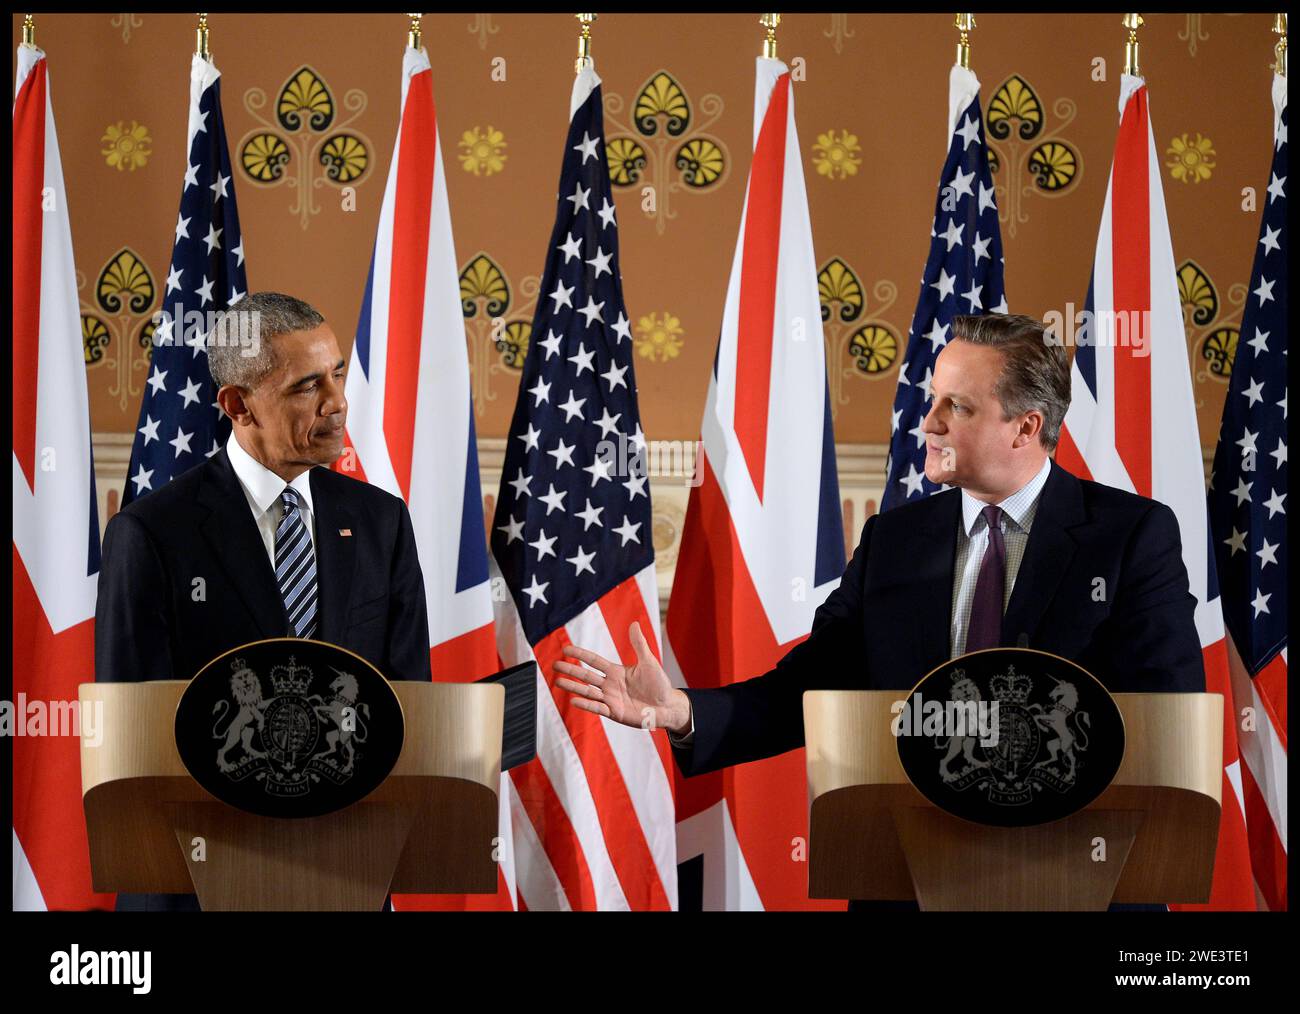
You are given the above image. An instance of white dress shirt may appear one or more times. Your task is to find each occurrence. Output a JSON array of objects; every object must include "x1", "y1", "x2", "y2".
[
  {"x1": 225, "y1": 433, "x2": 317, "y2": 569},
  {"x1": 669, "y1": 456, "x2": 1053, "y2": 746}
]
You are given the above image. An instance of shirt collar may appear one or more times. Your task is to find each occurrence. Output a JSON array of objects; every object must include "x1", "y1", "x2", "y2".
[
  {"x1": 225, "y1": 433, "x2": 315, "y2": 518},
  {"x1": 960, "y1": 456, "x2": 1052, "y2": 536}
]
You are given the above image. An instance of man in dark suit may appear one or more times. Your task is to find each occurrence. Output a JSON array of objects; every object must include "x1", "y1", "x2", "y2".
[
  {"x1": 554, "y1": 312, "x2": 1204, "y2": 908},
  {"x1": 96, "y1": 291, "x2": 432, "y2": 909}
]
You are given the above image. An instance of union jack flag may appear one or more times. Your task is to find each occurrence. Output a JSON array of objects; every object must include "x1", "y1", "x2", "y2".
[
  {"x1": 334, "y1": 45, "x2": 503, "y2": 908},
  {"x1": 1056, "y1": 72, "x2": 1257, "y2": 909},
  {"x1": 13, "y1": 41, "x2": 108, "y2": 910},
  {"x1": 664, "y1": 57, "x2": 845, "y2": 910}
]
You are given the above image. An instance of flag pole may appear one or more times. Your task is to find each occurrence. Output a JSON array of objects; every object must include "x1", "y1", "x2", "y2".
[
  {"x1": 407, "y1": 12, "x2": 423, "y2": 52},
  {"x1": 1123, "y1": 12, "x2": 1143, "y2": 76},
  {"x1": 575, "y1": 13, "x2": 595, "y2": 73},
  {"x1": 21, "y1": 12, "x2": 35, "y2": 47},
  {"x1": 955, "y1": 13, "x2": 975, "y2": 69},
  {"x1": 196, "y1": 12, "x2": 211, "y2": 61},
  {"x1": 1274, "y1": 12, "x2": 1284, "y2": 76},
  {"x1": 760, "y1": 12, "x2": 780, "y2": 58}
]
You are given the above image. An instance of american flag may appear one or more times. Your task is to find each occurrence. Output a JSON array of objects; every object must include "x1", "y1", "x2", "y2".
[
  {"x1": 489, "y1": 62, "x2": 676, "y2": 910},
  {"x1": 121, "y1": 54, "x2": 247, "y2": 506},
  {"x1": 881, "y1": 64, "x2": 1007, "y2": 512},
  {"x1": 1206, "y1": 76, "x2": 1287, "y2": 912},
  {"x1": 13, "y1": 41, "x2": 108, "y2": 911},
  {"x1": 1056, "y1": 73, "x2": 1256, "y2": 908}
]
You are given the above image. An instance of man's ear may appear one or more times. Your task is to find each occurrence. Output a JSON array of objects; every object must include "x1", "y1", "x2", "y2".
[
  {"x1": 217, "y1": 384, "x2": 254, "y2": 426},
  {"x1": 1013, "y1": 410, "x2": 1043, "y2": 449}
]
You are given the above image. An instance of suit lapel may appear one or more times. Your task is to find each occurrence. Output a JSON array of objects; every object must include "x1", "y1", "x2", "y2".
[
  {"x1": 197, "y1": 447, "x2": 289, "y2": 638},
  {"x1": 909, "y1": 489, "x2": 962, "y2": 676},
  {"x1": 1001, "y1": 460, "x2": 1087, "y2": 648},
  {"x1": 310, "y1": 468, "x2": 357, "y2": 643}
]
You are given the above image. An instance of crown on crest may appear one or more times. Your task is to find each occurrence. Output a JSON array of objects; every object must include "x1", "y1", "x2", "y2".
[
  {"x1": 990, "y1": 665, "x2": 1032, "y2": 704},
  {"x1": 269, "y1": 655, "x2": 312, "y2": 696}
]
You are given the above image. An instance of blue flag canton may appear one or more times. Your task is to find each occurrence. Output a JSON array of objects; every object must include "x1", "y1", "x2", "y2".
[
  {"x1": 123, "y1": 74, "x2": 248, "y2": 506},
  {"x1": 1209, "y1": 104, "x2": 1287, "y2": 672},
  {"x1": 490, "y1": 82, "x2": 653, "y2": 644},
  {"x1": 881, "y1": 93, "x2": 1007, "y2": 512}
]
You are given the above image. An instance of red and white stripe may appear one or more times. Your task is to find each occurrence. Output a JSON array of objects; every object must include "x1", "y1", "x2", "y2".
[
  {"x1": 494, "y1": 558, "x2": 677, "y2": 910},
  {"x1": 482, "y1": 64, "x2": 678, "y2": 912},
  {"x1": 1224, "y1": 74, "x2": 1288, "y2": 912},
  {"x1": 1056, "y1": 74, "x2": 1257, "y2": 909},
  {"x1": 12, "y1": 44, "x2": 109, "y2": 911},
  {"x1": 664, "y1": 58, "x2": 844, "y2": 910},
  {"x1": 333, "y1": 47, "x2": 506, "y2": 908}
]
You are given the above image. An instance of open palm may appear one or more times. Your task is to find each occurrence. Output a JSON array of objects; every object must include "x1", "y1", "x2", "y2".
[{"x1": 553, "y1": 621, "x2": 683, "y2": 732}]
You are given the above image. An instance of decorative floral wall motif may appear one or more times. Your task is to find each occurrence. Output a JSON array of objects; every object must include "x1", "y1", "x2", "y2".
[
  {"x1": 101, "y1": 120, "x2": 152, "y2": 171},
  {"x1": 1166, "y1": 133, "x2": 1217, "y2": 183},
  {"x1": 238, "y1": 67, "x2": 372, "y2": 230},
  {"x1": 1178, "y1": 259, "x2": 1246, "y2": 408},
  {"x1": 459, "y1": 125, "x2": 507, "y2": 176},
  {"x1": 110, "y1": 14, "x2": 142, "y2": 44},
  {"x1": 817, "y1": 257, "x2": 902, "y2": 418},
  {"x1": 459, "y1": 252, "x2": 539, "y2": 417},
  {"x1": 467, "y1": 14, "x2": 500, "y2": 50},
  {"x1": 824, "y1": 14, "x2": 855, "y2": 55},
  {"x1": 985, "y1": 75, "x2": 1081, "y2": 239},
  {"x1": 811, "y1": 129, "x2": 862, "y2": 180},
  {"x1": 634, "y1": 312, "x2": 685, "y2": 363},
  {"x1": 80, "y1": 249, "x2": 157, "y2": 412},
  {"x1": 604, "y1": 71, "x2": 728, "y2": 235}
]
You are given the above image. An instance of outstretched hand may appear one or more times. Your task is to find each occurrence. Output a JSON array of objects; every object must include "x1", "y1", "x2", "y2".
[{"x1": 553, "y1": 621, "x2": 690, "y2": 734}]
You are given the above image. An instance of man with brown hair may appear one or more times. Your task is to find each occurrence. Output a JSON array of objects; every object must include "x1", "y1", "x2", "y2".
[{"x1": 554, "y1": 311, "x2": 1203, "y2": 774}]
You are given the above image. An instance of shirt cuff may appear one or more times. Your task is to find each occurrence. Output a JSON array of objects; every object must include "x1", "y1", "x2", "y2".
[{"x1": 667, "y1": 706, "x2": 695, "y2": 747}]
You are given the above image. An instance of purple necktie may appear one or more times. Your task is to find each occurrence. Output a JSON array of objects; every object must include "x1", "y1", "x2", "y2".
[{"x1": 964, "y1": 504, "x2": 1006, "y2": 653}]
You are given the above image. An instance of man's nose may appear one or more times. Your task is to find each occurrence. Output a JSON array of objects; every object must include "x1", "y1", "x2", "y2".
[
  {"x1": 322, "y1": 377, "x2": 347, "y2": 416},
  {"x1": 921, "y1": 400, "x2": 943, "y2": 433}
]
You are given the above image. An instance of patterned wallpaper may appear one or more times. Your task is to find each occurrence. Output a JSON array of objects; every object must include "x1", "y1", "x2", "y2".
[{"x1": 14, "y1": 12, "x2": 1278, "y2": 451}]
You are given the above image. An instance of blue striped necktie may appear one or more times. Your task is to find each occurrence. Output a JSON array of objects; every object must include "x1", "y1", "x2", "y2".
[{"x1": 275, "y1": 486, "x2": 318, "y2": 639}]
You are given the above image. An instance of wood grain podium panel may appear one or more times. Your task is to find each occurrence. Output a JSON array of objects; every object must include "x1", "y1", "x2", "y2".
[
  {"x1": 80, "y1": 680, "x2": 503, "y2": 909},
  {"x1": 804, "y1": 690, "x2": 1222, "y2": 909}
]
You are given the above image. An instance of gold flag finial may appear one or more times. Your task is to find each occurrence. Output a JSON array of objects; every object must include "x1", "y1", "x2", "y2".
[
  {"x1": 407, "y1": 13, "x2": 423, "y2": 51},
  {"x1": 955, "y1": 13, "x2": 976, "y2": 69},
  {"x1": 196, "y1": 12, "x2": 211, "y2": 61},
  {"x1": 575, "y1": 13, "x2": 596, "y2": 73},
  {"x1": 21, "y1": 13, "x2": 35, "y2": 47},
  {"x1": 1122, "y1": 13, "x2": 1143, "y2": 76},
  {"x1": 760, "y1": 13, "x2": 780, "y2": 59},
  {"x1": 1273, "y1": 13, "x2": 1287, "y2": 77}
]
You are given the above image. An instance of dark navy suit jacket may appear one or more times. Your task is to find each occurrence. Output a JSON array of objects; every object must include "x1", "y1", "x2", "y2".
[
  {"x1": 673, "y1": 459, "x2": 1206, "y2": 778},
  {"x1": 95, "y1": 445, "x2": 432, "y2": 686}
]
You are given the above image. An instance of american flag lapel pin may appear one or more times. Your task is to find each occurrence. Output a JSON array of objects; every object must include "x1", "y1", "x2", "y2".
[{"x1": 339, "y1": 528, "x2": 352, "y2": 537}]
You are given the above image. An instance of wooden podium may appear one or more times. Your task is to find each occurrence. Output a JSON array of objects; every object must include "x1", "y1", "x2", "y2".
[
  {"x1": 80, "y1": 680, "x2": 504, "y2": 911},
  {"x1": 804, "y1": 691, "x2": 1223, "y2": 910}
]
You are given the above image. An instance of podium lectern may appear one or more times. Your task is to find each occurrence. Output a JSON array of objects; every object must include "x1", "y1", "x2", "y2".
[
  {"x1": 80, "y1": 680, "x2": 504, "y2": 911},
  {"x1": 804, "y1": 691, "x2": 1223, "y2": 910}
]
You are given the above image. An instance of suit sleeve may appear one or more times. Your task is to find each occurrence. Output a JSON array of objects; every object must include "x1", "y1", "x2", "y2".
[
  {"x1": 384, "y1": 497, "x2": 433, "y2": 682},
  {"x1": 94, "y1": 511, "x2": 176, "y2": 682},
  {"x1": 1101, "y1": 501, "x2": 1206, "y2": 693},
  {"x1": 673, "y1": 515, "x2": 875, "y2": 778}
]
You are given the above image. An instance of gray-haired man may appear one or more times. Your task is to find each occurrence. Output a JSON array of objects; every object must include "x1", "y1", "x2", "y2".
[{"x1": 95, "y1": 293, "x2": 433, "y2": 908}]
